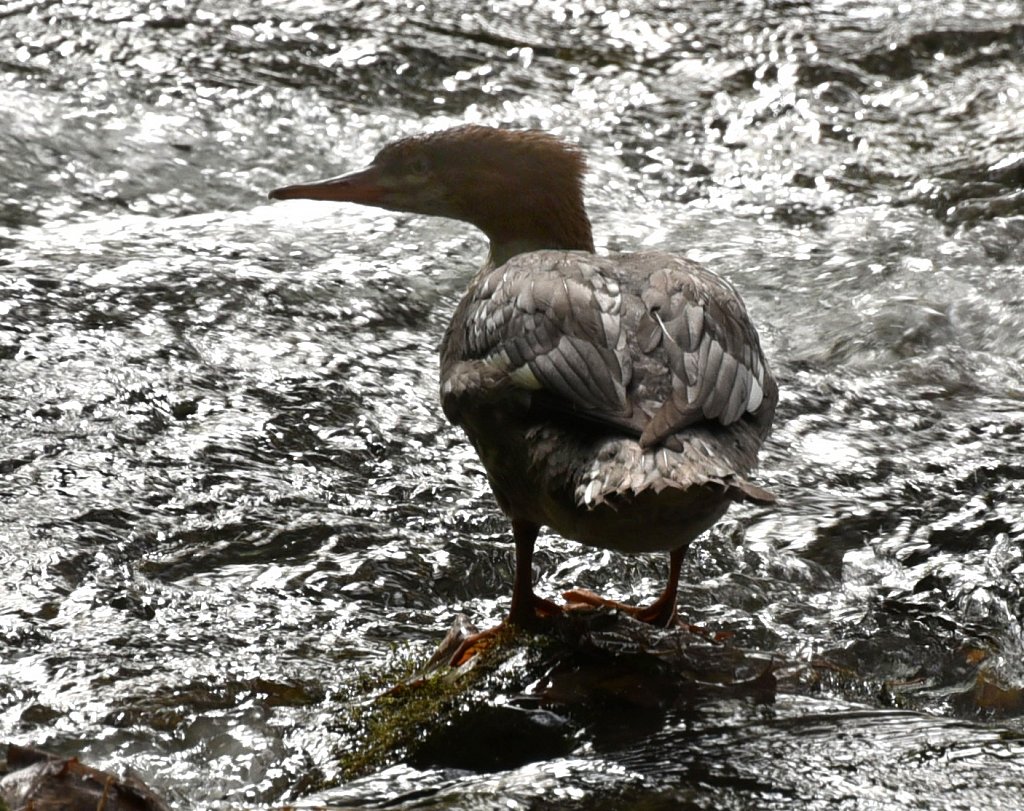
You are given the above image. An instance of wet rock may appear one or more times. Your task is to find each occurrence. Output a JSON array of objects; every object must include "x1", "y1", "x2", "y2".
[
  {"x1": 913, "y1": 152, "x2": 1024, "y2": 224},
  {"x1": 946, "y1": 189, "x2": 1024, "y2": 225},
  {"x1": 953, "y1": 670, "x2": 1024, "y2": 719},
  {"x1": 410, "y1": 704, "x2": 576, "y2": 772},
  {"x1": 340, "y1": 609, "x2": 778, "y2": 780},
  {"x1": 853, "y1": 22, "x2": 1024, "y2": 80},
  {"x1": 0, "y1": 744, "x2": 170, "y2": 811}
]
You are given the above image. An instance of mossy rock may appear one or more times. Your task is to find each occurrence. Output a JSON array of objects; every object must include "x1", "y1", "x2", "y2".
[{"x1": 338, "y1": 609, "x2": 778, "y2": 780}]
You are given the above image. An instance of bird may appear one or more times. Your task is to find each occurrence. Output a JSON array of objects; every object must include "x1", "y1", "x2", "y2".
[{"x1": 269, "y1": 124, "x2": 778, "y2": 664}]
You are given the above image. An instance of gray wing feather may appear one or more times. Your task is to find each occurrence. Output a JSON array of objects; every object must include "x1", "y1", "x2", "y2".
[
  {"x1": 636, "y1": 258, "x2": 772, "y2": 448},
  {"x1": 442, "y1": 250, "x2": 772, "y2": 449},
  {"x1": 453, "y1": 255, "x2": 632, "y2": 424}
]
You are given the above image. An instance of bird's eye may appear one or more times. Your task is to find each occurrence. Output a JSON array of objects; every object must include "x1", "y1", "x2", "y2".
[{"x1": 409, "y1": 156, "x2": 430, "y2": 175}]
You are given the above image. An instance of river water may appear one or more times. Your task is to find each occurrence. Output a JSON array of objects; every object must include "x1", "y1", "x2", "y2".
[{"x1": 2, "y1": 1, "x2": 1024, "y2": 808}]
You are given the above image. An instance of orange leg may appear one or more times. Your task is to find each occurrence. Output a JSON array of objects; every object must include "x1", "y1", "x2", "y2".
[
  {"x1": 563, "y1": 547, "x2": 684, "y2": 627},
  {"x1": 449, "y1": 519, "x2": 561, "y2": 666}
]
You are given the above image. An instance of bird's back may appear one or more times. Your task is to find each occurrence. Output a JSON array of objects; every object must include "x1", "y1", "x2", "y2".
[{"x1": 439, "y1": 249, "x2": 777, "y2": 551}]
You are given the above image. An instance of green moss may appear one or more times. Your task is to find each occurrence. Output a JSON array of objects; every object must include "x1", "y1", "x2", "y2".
[{"x1": 338, "y1": 626, "x2": 529, "y2": 780}]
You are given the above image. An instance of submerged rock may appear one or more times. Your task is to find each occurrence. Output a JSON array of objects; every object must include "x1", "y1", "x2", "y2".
[{"x1": 0, "y1": 744, "x2": 170, "y2": 811}]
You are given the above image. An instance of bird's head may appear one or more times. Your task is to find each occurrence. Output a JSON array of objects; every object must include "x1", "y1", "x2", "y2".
[{"x1": 270, "y1": 124, "x2": 594, "y2": 265}]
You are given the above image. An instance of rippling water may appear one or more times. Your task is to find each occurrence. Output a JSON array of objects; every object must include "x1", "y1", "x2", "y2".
[{"x1": 2, "y1": 1, "x2": 1024, "y2": 808}]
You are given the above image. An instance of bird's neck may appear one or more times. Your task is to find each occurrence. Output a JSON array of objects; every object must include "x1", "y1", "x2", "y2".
[
  {"x1": 478, "y1": 198, "x2": 595, "y2": 269},
  {"x1": 485, "y1": 236, "x2": 584, "y2": 269}
]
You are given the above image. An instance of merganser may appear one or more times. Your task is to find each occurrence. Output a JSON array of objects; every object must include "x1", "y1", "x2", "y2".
[{"x1": 269, "y1": 125, "x2": 778, "y2": 663}]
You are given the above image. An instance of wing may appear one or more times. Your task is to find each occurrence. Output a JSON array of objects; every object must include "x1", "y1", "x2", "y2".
[
  {"x1": 440, "y1": 251, "x2": 774, "y2": 448},
  {"x1": 632, "y1": 256, "x2": 772, "y2": 448},
  {"x1": 441, "y1": 251, "x2": 640, "y2": 432}
]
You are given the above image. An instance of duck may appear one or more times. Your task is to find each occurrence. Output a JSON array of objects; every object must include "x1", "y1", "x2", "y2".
[{"x1": 269, "y1": 124, "x2": 778, "y2": 664}]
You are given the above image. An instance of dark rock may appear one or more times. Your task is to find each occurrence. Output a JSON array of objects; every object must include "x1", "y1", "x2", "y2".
[{"x1": 0, "y1": 744, "x2": 170, "y2": 811}]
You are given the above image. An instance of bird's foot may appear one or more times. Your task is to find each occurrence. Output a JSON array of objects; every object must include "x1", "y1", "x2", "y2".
[
  {"x1": 562, "y1": 587, "x2": 676, "y2": 626},
  {"x1": 447, "y1": 624, "x2": 514, "y2": 667},
  {"x1": 562, "y1": 588, "x2": 731, "y2": 640},
  {"x1": 449, "y1": 594, "x2": 563, "y2": 667}
]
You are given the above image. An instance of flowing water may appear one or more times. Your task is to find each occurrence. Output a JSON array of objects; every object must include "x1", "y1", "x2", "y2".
[{"x1": 2, "y1": 0, "x2": 1024, "y2": 808}]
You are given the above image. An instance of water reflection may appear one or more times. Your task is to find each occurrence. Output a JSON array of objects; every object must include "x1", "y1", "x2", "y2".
[
  {"x1": 2, "y1": 0, "x2": 1024, "y2": 808},
  {"x1": 319, "y1": 696, "x2": 1024, "y2": 810}
]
